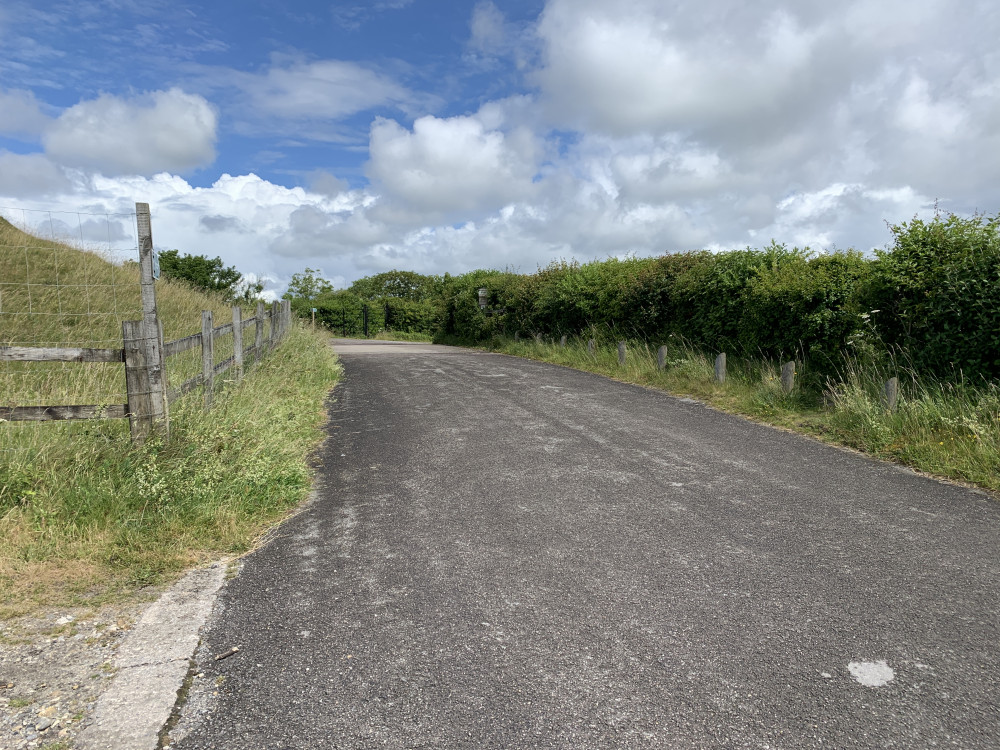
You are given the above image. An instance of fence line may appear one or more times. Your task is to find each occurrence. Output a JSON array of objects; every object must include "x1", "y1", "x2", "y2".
[
  {"x1": 0, "y1": 301, "x2": 292, "y2": 425},
  {"x1": 0, "y1": 203, "x2": 293, "y2": 443}
]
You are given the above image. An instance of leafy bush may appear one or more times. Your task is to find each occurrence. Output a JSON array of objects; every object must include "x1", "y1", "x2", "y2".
[
  {"x1": 307, "y1": 291, "x2": 381, "y2": 336},
  {"x1": 159, "y1": 249, "x2": 262, "y2": 302},
  {"x1": 739, "y1": 250, "x2": 871, "y2": 370},
  {"x1": 670, "y1": 243, "x2": 807, "y2": 352},
  {"x1": 866, "y1": 212, "x2": 1000, "y2": 381},
  {"x1": 383, "y1": 296, "x2": 441, "y2": 334}
]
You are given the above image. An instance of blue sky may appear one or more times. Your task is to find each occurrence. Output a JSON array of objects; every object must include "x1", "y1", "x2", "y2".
[
  {"x1": 0, "y1": 1, "x2": 541, "y2": 185},
  {"x1": 1, "y1": 1, "x2": 998, "y2": 295}
]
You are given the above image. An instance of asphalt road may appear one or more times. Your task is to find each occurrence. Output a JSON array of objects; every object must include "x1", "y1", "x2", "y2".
[{"x1": 171, "y1": 339, "x2": 1000, "y2": 749}]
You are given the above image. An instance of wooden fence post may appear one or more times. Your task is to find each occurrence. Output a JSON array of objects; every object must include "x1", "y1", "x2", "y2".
[
  {"x1": 535, "y1": 333, "x2": 543, "y2": 344},
  {"x1": 617, "y1": 341, "x2": 626, "y2": 365},
  {"x1": 884, "y1": 376, "x2": 899, "y2": 411},
  {"x1": 714, "y1": 353, "x2": 727, "y2": 384},
  {"x1": 233, "y1": 306, "x2": 244, "y2": 383},
  {"x1": 282, "y1": 299, "x2": 292, "y2": 337},
  {"x1": 135, "y1": 203, "x2": 158, "y2": 324},
  {"x1": 270, "y1": 301, "x2": 280, "y2": 349},
  {"x1": 657, "y1": 345, "x2": 667, "y2": 370},
  {"x1": 588, "y1": 338, "x2": 595, "y2": 356},
  {"x1": 781, "y1": 361, "x2": 795, "y2": 394},
  {"x1": 132, "y1": 202, "x2": 168, "y2": 440},
  {"x1": 122, "y1": 319, "x2": 165, "y2": 443},
  {"x1": 255, "y1": 301, "x2": 265, "y2": 359},
  {"x1": 560, "y1": 335, "x2": 567, "y2": 348},
  {"x1": 202, "y1": 310, "x2": 214, "y2": 410}
]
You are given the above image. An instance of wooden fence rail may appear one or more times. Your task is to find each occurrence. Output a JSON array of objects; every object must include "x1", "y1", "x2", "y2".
[
  {"x1": 0, "y1": 301, "x2": 291, "y2": 434},
  {"x1": 0, "y1": 347, "x2": 125, "y2": 363},
  {"x1": 0, "y1": 202, "x2": 293, "y2": 442}
]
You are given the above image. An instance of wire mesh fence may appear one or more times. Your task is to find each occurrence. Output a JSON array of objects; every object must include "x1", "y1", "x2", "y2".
[
  {"x1": 0, "y1": 206, "x2": 142, "y2": 347},
  {"x1": 2, "y1": 203, "x2": 292, "y2": 447},
  {"x1": 0, "y1": 207, "x2": 142, "y2": 409}
]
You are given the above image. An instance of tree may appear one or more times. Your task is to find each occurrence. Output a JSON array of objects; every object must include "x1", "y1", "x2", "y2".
[
  {"x1": 158, "y1": 249, "x2": 262, "y2": 302},
  {"x1": 282, "y1": 268, "x2": 334, "y2": 302},
  {"x1": 348, "y1": 270, "x2": 440, "y2": 301}
]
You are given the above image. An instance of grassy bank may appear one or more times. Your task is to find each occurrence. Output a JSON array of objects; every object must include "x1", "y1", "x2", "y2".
[
  {"x1": 1, "y1": 220, "x2": 342, "y2": 618},
  {"x1": 0, "y1": 324, "x2": 340, "y2": 619},
  {"x1": 463, "y1": 335, "x2": 999, "y2": 494}
]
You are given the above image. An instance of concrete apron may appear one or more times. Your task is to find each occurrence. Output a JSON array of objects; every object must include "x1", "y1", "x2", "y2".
[{"x1": 77, "y1": 563, "x2": 228, "y2": 750}]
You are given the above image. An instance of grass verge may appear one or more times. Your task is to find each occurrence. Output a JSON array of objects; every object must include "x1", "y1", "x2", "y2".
[
  {"x1": 0, "y1": 325, "x2": 341, "y2": 619},
  {"x1": 457, "y1": 334, "x2": 1000, "y2": 494}
]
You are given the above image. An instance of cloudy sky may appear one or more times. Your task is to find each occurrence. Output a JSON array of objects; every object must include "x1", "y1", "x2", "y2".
[{"x1": 1, "y1": 0, "x2": 997, "y2": 294}]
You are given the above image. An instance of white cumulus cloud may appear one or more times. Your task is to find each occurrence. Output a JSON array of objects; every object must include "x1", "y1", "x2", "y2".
[
  {"x1": 42, "y1": 88, "x2": 217, "y2": 176},
  {"x1": 366, "y1": 112, "x2": 541, "y2": 221},
  {"x1": 0, "y1": 152, "x2": 72, "y2": 196},
  {"x1": 4, "y1": 0, "x2": 1000, "y2": 294},
  {"x1": 0, "y1": 88, "x2": 51, "y2": 138},
  {"x1": 534, "y1": 0, "x2": 822, "y2": 138}
]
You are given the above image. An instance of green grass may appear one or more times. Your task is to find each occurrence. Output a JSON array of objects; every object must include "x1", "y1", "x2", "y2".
[
  {"x1": 0, "y1": 325, "x2": 340, "y2": 618},
  {"x1": 0, "y1": 220, "x2": 341, "y2": 618},
  {"x1": 465, "y1": 333, "x2": 1000, "y2": 494}
]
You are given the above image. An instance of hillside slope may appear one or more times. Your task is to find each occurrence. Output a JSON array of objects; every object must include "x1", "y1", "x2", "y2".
[{"x1": 1, "y1": 216, "x2": 249, "y2": 406}]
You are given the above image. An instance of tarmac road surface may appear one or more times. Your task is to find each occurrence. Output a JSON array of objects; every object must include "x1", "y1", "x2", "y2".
[{"x1": 170, "y1": 339, "x2": 1000, "y2": 749}]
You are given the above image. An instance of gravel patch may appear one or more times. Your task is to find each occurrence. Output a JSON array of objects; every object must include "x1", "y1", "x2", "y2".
[{"x1": 0, "y1": 604, "x2": 144, "y2": 750}]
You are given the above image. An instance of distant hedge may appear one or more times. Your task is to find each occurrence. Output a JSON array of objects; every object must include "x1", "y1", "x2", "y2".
[
  {"x1": 433, "y1": 212, "x2": 1000, "y2": 382},
  {"x1": 285, "y1": 211, "x2": 998, "y2": 382}
]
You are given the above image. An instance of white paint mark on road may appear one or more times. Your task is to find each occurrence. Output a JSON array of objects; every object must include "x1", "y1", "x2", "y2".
[{"x1": 848, "y1": 660, "x2": 895, "y2": 687}]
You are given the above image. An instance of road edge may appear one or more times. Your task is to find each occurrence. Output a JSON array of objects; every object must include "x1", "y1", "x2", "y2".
[{"x1": 76, "y1": 562, "x2": 229, "y2": 750}]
